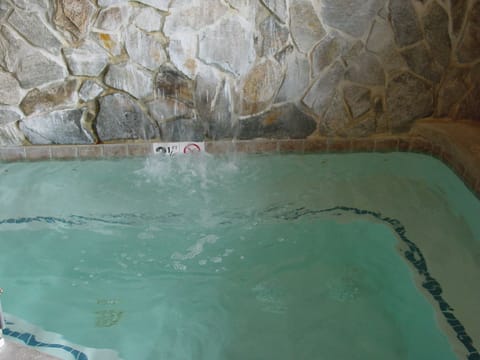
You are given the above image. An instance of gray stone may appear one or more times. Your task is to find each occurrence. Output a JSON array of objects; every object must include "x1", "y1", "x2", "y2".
[
  {"x1": 0, "y1": 122, "x2": 26, "y2": 146},
  {"x1": 345, "y1": 51, "x2": 385, "y2": 86},
  {"x1": 20, "y1": 79, "x2": 78, "y2": 116},
  {"x1": 260, "y1": 0, "x2": 287, "y2": 23},
  {"x1": 94, "y1": 6, "x2": 128, "y2": 32},
  {"x1": 320, "y1": 0, "x2": 384, "y2": 38},
  {"x1": 386, "y1": 72, "x2": 433, "y2": 132},
  {"x1": 423, "y1": 1, "x2": 451, "y2": 67},
  {"x1": 0, "y1": 71, "x2": 23, "y2": 105},
  {"x1": 400, "y1": 43, "x2": 442, "y2": 83},
  {"x1": 11, "y1": 0, "x2": 49, "y2": 11},
  {"x1": 450, "y1": 0, "x2": 467, "y2": 37},
  {"x1": 341, "y1": 40, "x2": 364, "y2": 65},
  {"x1": 94, "y1": 32, "x2": 123, "y2": 56},
  {"x1": 370, "y1": 95, "x2": 388, "y2": 133},
  {"x1": 366, "y1": 18, "x2": 407, "y2": 71},
  {"x1": 64, "y1": 41, "x2": 109, "y2": 77},
  {"x1": 0, "y1": 3, "x2": 11, "y2": 20},
  {"x1": 318, "y1": 90, "x2": 350, "y2": 136},
  {"x1": 258, "y1": 15, "x2": 289, "y2": 57},
  {"x1": 125, "y1": 26, "x2": 167, "y2": 71},
  {"x1": 79, "y1": 80, "x2": 104, "y2": 102},
  {"x1": 236, "y1": 103, "x2": 317, "y2": 139},
  {"x1": 54, "y1": 0, "x2": 96, "y2": 40},
  {"x1": 194, "y1": 67, "x2": 234, "y2": 139},
  {"x1": 343, "y1": 85, "x2": 371, "y2": 119},
  {"x1": 17, "y1": 54, "x2": 67, "y2": 89},
  {"x1": 366, "y1": 18, "x2": 396, "y2": 54},
  {"x1": 381, "y1": 49, "x2": 408, "y2": 73},
  {"x1": 133, "y1": 7, "x2": 163, "y2": 32},
  {"x1": 236, "y1": 57, "x2": 284, "y2": 116},
  {"x1": 457, "y1": 1, "x2": 480, "y2": 63},
  {"x1": 164, "y1": 0, "x2": 228, "y2": 34},
  {"x1": 310, "y1": 32, "x2": 350, "y2": 79},
  {"x1": 225, "y1": 0, "x2": 257, "y2": 20},
  {"x1": 0, "y1": 26, "x2": 68, "y2": 88},
  {"x1": 194, "y1": 67, "x2": 220, "y2": 122},
  {"x1": 343, "y1": 115, "x2": 377, "y2": 137},
  {"x1": 8, "y1": 10, "x2": 62, "y2": 54},
  {"x1": 105, "y1": 62, "x2": 154, "y2": 99},
  {"x1": 19, "y1": 108, "x2": 94, "y2": 144},
  {"x1": 96, "y1": 93, "x2": 159, "y2": 141},
  {"x1": 147, "y1": 98, "x2": 194, "y2": 121},
  {"x1": 377, "y1": 5, "x2": 388, "y2": 20},
  {"x1": 436, "y1": 67, "x2": 469, "y2": 117},
  {"x1": 303, "y1": 61, "x2": 344, "y2": 116},
  {"x1": 159, "y1": 118, "x2": 205, "y2": 142},
  {"x1": 155, "y1": 64, "x2": 194, "y2": 106},
  {"x1": 290, "y1": 0, "x2": 325, "y2": 54},
  {"x1": 135, "y1": 0, "x2": 169, "y2": 11},
  {"x1": 389, "y1": 0, "x2": 423, "y2": 47},
  {"x1": 276, "y1": 48, "x2": 310, "y2": 102},
  {"x1": 97, "y1": 0, "x2": 127, "y2": 6},
  {"x1": 167, "y1": 32, "x2": 198, "y2": 78},
  {"x1": 0, "y1": 107, "x2": 23, "y2": 125},
  {"x1": 1, "y1": 25, "x2": 28, "y2": 69},
  {"x1": 198, "y1": 15, "x2": 255, "y2": 77}
]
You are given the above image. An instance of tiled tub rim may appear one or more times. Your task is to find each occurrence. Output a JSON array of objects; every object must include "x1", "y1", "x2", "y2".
[{"x1": 0, "y1": 135, "x2": 478, "y2": 199}]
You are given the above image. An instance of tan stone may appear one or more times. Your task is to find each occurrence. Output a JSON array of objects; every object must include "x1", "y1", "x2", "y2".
[
  {"x1": 155, "y1": 64, "x2": 194, "y2": 106},
  {"x1": 54, "y1": 0, "x2": 96, "y2": 41},
  {"x1": 20, "y1": 79, "x2": 79, "y2": 116},
  {"x1": 237, "y1": 58, "x2": 284, "y2": 116}
]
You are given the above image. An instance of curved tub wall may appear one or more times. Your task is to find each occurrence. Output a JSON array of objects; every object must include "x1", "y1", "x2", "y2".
[{"x1": 0, "y1": 0, "x2": 479, "y2": 146}]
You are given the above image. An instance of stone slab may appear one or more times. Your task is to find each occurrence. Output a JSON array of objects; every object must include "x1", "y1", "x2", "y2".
[{"x1": 289, "y1": 0, "x2": 325, "y2": 54}]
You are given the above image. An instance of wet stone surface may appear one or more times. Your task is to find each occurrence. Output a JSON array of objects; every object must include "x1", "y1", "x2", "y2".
[
  {"x1": 0, "y1": 0, "x2": 477, "y2": 145},
  {"x1": 19, "y1": 108, "x2": 94, "y2": 145},
  {"x1": 96, "y1": 93, "x2": 159, "y2": 141},
  {"x1": 236, "y1": 103, "x2": 317, "y2": 140}
]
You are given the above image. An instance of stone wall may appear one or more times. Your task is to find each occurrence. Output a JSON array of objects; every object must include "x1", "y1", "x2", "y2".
[{"x1": 0, "y1": 0, "x2": 479, "y2": 145}]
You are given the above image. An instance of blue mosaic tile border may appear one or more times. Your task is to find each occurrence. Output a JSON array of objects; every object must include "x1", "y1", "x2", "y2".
[
  {"x1": 2, "y1": 324, "x2": 88, "y2": 360},
  {"x1": 1, "y1": 206, "x2": 479, "y2": 359},
  {"x1": 269, "y1": 205, "x2": 480, "y2": 360}
]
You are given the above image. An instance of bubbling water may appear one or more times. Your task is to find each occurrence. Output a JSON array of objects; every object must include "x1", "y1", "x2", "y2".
[{"x1": 137, "y1": 152, "x2": 241, "y2": 191}]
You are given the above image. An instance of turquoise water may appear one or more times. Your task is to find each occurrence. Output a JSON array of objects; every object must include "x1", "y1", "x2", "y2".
[{"x1": 0, "y1": 153, "x2": 479, "y2": 360}]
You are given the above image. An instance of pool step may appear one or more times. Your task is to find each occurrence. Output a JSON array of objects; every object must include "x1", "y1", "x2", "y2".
[
  {"x1": 3, "y1": 313, "x2": 121, "y2": 360},
  {"x1": 0, "y1": 339, "x2": 60, "y2": 360}
]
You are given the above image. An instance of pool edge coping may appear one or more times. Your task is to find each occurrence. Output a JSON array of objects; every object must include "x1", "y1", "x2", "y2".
[{"x1": 0, "y1": 120, "x2": 479, "y2": 200}]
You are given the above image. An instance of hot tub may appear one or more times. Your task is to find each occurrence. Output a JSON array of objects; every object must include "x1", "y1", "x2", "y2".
[{"x1": 0, "y1": 153, "x2": 479, "y2": 360}]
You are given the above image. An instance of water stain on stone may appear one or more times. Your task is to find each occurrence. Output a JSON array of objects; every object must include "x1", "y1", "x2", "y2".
[
  {"x1": 99, "y1": 33, "x2": 114, "y2": 52},
  {"x1": 263, "y1": 112, "x2": 279, "y2": 126},
  {"x1": 155, "y1": 65, "x2": 194, "y2": 106},
  {"x1": 184, "y1": 58, "x2": 197, "y2": 74}
]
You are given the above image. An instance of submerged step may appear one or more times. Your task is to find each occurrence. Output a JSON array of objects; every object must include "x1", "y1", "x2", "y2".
[{"x1": 0, "y1": 339, "x2": 61, "y2": 360}]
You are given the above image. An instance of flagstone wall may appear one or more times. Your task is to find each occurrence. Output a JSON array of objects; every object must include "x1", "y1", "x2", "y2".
[{"x1": 0, "y1": 0, "x2": 479, "y2": 145}]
